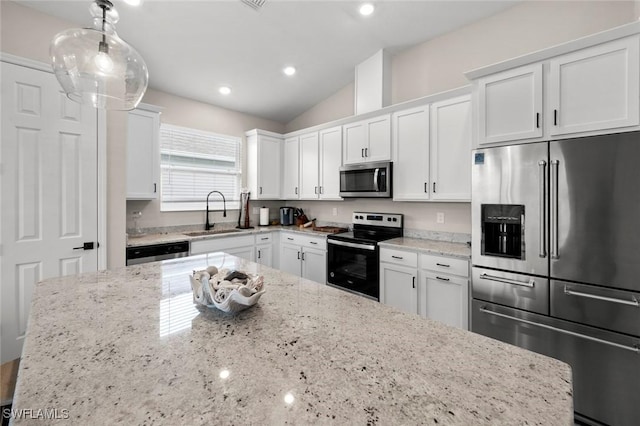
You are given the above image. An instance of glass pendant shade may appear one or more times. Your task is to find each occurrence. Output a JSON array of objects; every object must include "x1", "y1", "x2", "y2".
[{"x1": 50, "y1": 0, "x2": 148, "y2": 110}]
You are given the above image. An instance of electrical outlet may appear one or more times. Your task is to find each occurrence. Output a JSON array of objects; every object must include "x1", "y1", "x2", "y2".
[
  {"x1": 436, "y1": 212, "x2": 445, "y2": 224},
  {"x1": 252, "y1": 207, "x2": 259, "y2": 215},
  {"x1": 332, "y1": 207, "x2": 338, "y2": 216}
]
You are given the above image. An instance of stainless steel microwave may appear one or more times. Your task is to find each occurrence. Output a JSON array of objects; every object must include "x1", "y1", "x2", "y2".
[{"x1": 339, "y1": 161, "x2": 392, "y2": 198}]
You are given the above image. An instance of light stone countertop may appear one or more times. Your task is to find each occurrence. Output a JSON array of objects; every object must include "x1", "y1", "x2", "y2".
[
  {"x1": 126, "y1": 225, "x2": 337, "y2": 247},
  {"x1": 379, "y1": 237, "x2": 471, "y2": 259},
  {"x1": 13, "y1": 253, "x2": 572, "y2": 425}
]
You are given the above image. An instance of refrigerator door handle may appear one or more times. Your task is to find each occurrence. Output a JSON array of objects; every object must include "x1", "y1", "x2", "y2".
[
  {"x1": 550, "y1": 159, "x2": 560, "y2": 259},
  {"x1": 479, "y1": 273, "x2": 535, "y2": 288},
  {"x1": 538, "y1": 160, "x2": 547, "y2": 258},
  {"x1": 564, "y1": 286, "x2": 640, "y2": 307},
  {"x1": 479, "y1": 306, "x2": 640, "y2": 354}
]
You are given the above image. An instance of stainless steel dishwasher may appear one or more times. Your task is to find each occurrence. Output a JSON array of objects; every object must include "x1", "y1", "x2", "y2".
[{"x1": 126, "y1": 241, "x2": 190, "y2": 265}]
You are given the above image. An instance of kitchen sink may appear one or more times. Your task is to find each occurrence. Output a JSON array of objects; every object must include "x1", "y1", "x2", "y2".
[{"x1": 183, "y1": 229, "x2": 241, "y2": 237}]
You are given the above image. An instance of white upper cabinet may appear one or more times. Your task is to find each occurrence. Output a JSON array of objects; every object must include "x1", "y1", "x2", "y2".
[
  {"x1": 548, "y1": 36, "x2": 640, "y2": 136},
  {"x1": 282, "y1": 136, "x2": 300, "y2": 199},
  {"x1": 299, "y1": 132, "x2": 320, "y2": 199},
  {"x1": 430, "y1": 95, "x2": 472, "y2": 201},
  {"x1": 127, "y1": 105, "x2": 161, "y2": 200},
  {"x1": 343, "y1": 114, "x2": 391, "y2": 165},
  {"x1": 392, "y1": 93, "x2": 471, "y2": 202},
  {"x1": 477, "y1": 63, "x2": 543, "y2": 145},
  {"x1": 246, "y1": 130, "x2": 282, "y2": 200},
  {"x1": 318, "y1": 126, "x2": 343, "y2": 200},
  {"x1": 392, "y1": 105, "x2": 430, "y2": 201}
]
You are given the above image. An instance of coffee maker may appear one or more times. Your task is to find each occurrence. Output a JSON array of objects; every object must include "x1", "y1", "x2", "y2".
[{"x1": 279, "y1": 207, "x2": 294, "y2": 226}]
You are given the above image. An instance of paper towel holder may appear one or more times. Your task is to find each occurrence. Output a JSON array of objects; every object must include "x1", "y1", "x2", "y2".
[{"x1": 259, "y1": 206, "x2": 270, "y2": 226}]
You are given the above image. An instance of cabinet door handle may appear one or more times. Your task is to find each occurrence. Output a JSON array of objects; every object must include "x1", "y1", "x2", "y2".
[
  {"x1": 295, "y1": 187, "x2": 298, "y2": 195},
  {"x1": 259, "y1": 186, "x2": 263, "y2": 195},
  {"x1": 314, "y1": 186, "x2": 318, "y2": 194},
  {"x1": 297, "y1": 251, "x2": 300, "y2": 260},
  {"x1": 412, "y1": 276, "x2": 416, "y2": 289},
  {"x1": 436, "y1": 263, "x2": 450, "y2": 268},
  {"x1": 319, "y1": 186, "x2": 323, "y2": 194},
  {"x1": 536, "y1": 112, "x2": 540, "y2": 129},
  {"x1": 424, "y1": 182, "x2": 428, "y2": 193},
  {"x1": 554, "y1": 109, "x2": 558, "y2": 126},
  {"x1": 364, "y1": 148, "x2": 368, "y2": 157},
  {"x1": 153, "y1": 183, "x2": 157, "y2": 193},
  {"x1": 391, "y1": 255, "x2": 403, "y2": 260},
  {"x1": 361, "y1": 148, "x2": 365, "y2": 158},
  {"x1": 433, "y1": 182, "x2": 436, "y2": 193},
  {"x1": 257, "y1": 250, "x2": 261, "y2": 259},
  {"x1": 436, "y1": 276, "x2": 450, "y2": 282},
  {"x1": 301, "y1": 252, "x2": 306, "y2": 261}
]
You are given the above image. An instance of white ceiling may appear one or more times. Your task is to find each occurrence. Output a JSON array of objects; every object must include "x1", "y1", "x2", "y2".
[{"x1": 17, "y1": 0, "x2": 519, "y2": 123}]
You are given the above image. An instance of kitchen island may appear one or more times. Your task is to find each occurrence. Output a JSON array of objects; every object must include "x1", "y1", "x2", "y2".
[{"x1": 12, "y1": 253, "x2": 573, "y2": 425}]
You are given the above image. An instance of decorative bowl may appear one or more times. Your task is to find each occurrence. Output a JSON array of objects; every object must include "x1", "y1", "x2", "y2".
[{"x1": 189, "y1": 267, "x2": 265, "y2": 313}]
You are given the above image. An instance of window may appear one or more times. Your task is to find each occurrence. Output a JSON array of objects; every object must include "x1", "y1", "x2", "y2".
[{"x1": 160, "y1": 124, "x2": 241, "y2": 211}]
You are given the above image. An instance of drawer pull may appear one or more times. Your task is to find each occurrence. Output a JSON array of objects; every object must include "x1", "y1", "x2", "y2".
[
  {"x1": 391, "y1": 255, "x2": 403, "y2": 260},
  {"x1": 261, "y1": 237, "x2": 269, "y2": 241},
  {"x1": 480, "y1": 273, "x2": 534, "y2": 288},
  {"x1": 479, "y1": 306, "x2": 640, "y2": 354},
  {"x1": 309, "y1": 241, "x2": 318, "y2": 245},
  {"x1": 436, "y1": 263, "x2": 450, "y2": 268},
  {"x1": 287, "y1": 237, "x2": 294, "y2": 241},
  {"x1": 563, "y1": 286, "x2": 639, "y2": 307},
  {"x1": 436, "y1": 276, "x2": 450, "y2": 282}
]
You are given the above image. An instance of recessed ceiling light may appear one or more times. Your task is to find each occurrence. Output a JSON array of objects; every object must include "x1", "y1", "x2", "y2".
[
  {"x1": 359, "y1": 3, "x2": 375, "y2": 16},
  {"x1": 123, "y1": 0, "x2": 142, "y2": 6},
  {"x1": 283, "y1": 66, "x2": 296, "y2": 76},
  {"x1": 219, "y1": 86, "x2": 231, "y2": 95}
]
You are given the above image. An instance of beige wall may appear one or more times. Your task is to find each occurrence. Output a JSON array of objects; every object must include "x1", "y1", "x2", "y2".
[{"x1": 285, "y1": 83, "x2": 354, "y2": 133}]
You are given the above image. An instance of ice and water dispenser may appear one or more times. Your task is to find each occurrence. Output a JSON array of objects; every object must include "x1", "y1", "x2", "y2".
[{"x1": 481, "y1": 204, "x2": 525, "y2": 260}]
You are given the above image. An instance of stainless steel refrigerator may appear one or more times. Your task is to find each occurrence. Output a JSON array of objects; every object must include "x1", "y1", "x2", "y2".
[{"x1": 471, "y1": 132, "x2": 640, "y2": 426}]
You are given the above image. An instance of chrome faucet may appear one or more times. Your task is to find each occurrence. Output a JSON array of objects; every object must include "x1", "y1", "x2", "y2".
[{"x1": 205, "y1": 190, "x2": 227, "y2": 230}]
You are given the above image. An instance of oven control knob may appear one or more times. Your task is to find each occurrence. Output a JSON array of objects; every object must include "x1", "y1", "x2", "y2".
[
  {"x1": 392, "y1": 218, "x2": 397, "y2": 222},
  {"x1": 387, "y1": 218, "x2": 391, "y2": 221},
  {"x1": 330, "y1": 272, "x2": 335, "y2": 277}
]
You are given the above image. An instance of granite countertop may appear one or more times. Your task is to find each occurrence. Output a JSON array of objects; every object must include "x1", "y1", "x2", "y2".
[
  {"x1": 126, "y1": 225, "x2": 335, "y2": 247},
  {"x1": 13, "y1": 254, "x2": 572, "y2": 425},
  {"x1": 379, "y1": 237, "x2": 471, "y2": 259}
]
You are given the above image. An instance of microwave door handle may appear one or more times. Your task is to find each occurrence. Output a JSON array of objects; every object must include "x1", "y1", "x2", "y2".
[{"x1": 373, "y1": 168, "x2": 380, "y2": 191}]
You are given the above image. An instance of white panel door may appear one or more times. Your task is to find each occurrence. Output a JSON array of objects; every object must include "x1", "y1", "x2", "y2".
[
  {"x1": 319, "y1": 126, "x2": 342, "y2": 200},
  {"x1": 299, "y1": 132, "x2": 319, "y2": 199},
  {"x1": 430, "y1": 95, "x2": 472, "y2": 201},
  {"x1": 392, "y1": 106, "x2": 430, "y2": 201},
  {"x1": 257, "y1": 135, "x2": 281, "y2": 199},
  {"x1": 478, "y1": 63, "x2": 543, "y2": 144},
  {"x1": 1, "y1": 62, "x2": 99, "y2": 363},
  {"x1": 282, "y1": 136, "x2": 299, "y2": 199},
  {"x1": 549, "y1": 36, "x2": 640, "y2": 136},
  {"x1": 255, "y1": 244, "x2": 272, "y2": 267}
]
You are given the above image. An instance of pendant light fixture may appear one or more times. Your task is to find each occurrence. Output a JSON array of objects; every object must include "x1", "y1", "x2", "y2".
[{"x1": 50, "y1": 0, "x2": 148, "y2": 110}]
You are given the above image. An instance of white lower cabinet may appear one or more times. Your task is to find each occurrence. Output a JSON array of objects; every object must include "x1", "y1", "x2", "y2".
[
  {"x1": 380, "y1": 247, "x2": 469, "y2": 329},
  {"x1": 379, "y1": 248, "x2": 418, "y2": 315},
  {"x1": 255, "y1": 233, "x2": 273, "y2": 267},
  {"x1": 279, "y1": 232, "x2": 327, "y2": 284},
  {"x1": 189, "y1": 234, "x2": 265, "y2": 264},
  {"x1": 419, "y1": 253, "x2": 469, "y2": 330}
]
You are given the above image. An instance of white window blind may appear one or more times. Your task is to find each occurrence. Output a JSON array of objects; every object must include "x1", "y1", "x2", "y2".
[{"x1": 160, "y1": 124, "x2": 241, "y2": 211}]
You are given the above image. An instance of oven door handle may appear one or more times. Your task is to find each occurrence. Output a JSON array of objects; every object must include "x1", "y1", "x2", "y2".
[{"x1": 328, "y1": 239, "x2": 376, "y2": 251}]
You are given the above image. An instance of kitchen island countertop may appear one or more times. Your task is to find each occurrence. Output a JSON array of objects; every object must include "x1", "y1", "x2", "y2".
[{"x1": 13, "y1": 254, "x2": 572, "y2": 425}]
